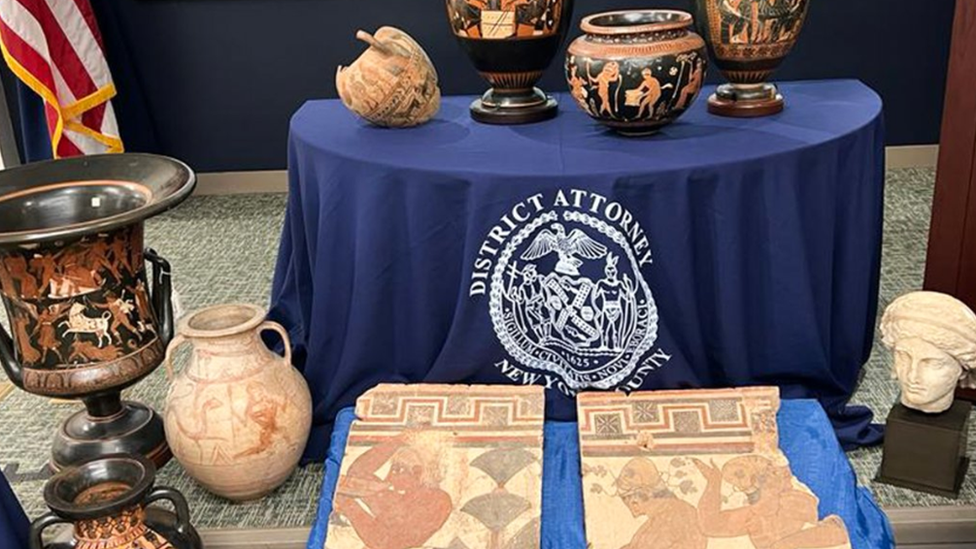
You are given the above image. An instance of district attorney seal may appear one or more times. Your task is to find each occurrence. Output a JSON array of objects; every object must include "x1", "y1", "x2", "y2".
[{"x1": 470, "y1": 189, "x2": 670, "y2": 394}]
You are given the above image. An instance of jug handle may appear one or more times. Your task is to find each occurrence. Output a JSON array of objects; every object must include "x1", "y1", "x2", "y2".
[
  {"x1": 145, "y1": 486, "x2": 193, "y2": 537},
  {"x1": 259, "y1": 321, "x2": 293, "y2": 365},
  {"x1": 29, "y1": 513, "x2": 69, "y2": 549},
  {"x1": 163, "y1": 334, "x2": 188, "y2": 381}
]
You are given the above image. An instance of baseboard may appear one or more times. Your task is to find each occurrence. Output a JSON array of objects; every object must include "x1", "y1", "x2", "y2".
[
  {"x1": 200, "y1": 526, "x2": 309, "y2": 549},
  {"x1": 196, "y1": 505, "x2": 976, "y2": 549},
  {"x1": 192, "y1": 145, "x2": 939, "y2": 197},
  {"x1": 887, "y1": 145, "x2": 940, "y2": 170},
  {"x1": 887, "y1": 505, "x2": 976, "y2": 547},
  {"x1": 195, "y1": 170, "x2": 287, "y2": 195}
]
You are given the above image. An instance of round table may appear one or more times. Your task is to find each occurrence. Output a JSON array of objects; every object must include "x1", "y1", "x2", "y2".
[{"x1": 271, "y1": 79, "x2": 885, "y2": 461}]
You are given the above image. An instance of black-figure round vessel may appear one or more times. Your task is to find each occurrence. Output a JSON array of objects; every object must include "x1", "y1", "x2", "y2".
[
  {"x1": 694, "y1": 0, "x2": 809, "y2": 117},
  {"x1": 446, "y1": 0, "x2": 574, "y2": 124},
  {"x1": 0, "y1": 153, "x2": 195, "y2": 470},
  {"x1": 31, "y1": 454, "x2": 202, "y2": 549},
  {"x1": 566, "y1": 10, "x2": 707, "y2": 136}
]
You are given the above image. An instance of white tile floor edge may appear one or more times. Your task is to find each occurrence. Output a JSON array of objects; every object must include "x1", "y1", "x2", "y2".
[{"x1": 196, "y1": 506, "x2": 976, "y2": 549}]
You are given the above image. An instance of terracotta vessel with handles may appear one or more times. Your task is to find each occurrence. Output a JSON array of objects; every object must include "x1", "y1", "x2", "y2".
[
  {"x1": 163, "y1": 303, "x2": 312, "y2": 501},
  {"x1": 30, "y1": 454, "x2": 201, "y2": 549},
  {"x1": 336, "y1": 27, "x2": 440, "y2": 128}
]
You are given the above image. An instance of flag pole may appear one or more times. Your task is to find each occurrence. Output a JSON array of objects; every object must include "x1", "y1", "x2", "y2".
[{"x1": 0, "y1": 68, "x2": 20, "y2": 168}]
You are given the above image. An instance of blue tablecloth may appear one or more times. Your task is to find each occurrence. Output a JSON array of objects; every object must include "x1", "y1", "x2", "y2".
[
  {"x1": 307, "y1": 400, "x2": 893, "y2": 549},
  {"x1": 270, "y1": 79, "x2": 886, "y2": 462},
  {"x1": 0, "y1": 471, "x2": 28, "y2": 549}
]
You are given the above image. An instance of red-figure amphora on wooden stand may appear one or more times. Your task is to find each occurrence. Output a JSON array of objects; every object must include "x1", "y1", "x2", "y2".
[
  {"x1": 0, "y1": 153, "x2": 195, "y2": 470},
  {"x1": 694, "y1": 0, "x2": 809, "y2": 117}
]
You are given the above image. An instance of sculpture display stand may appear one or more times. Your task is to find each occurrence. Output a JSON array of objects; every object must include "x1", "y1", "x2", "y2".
[
  {"x1": 326, "y1": 384, "x2": 544, "y2": 549},
  {"x1": 577, "y1": 387, "x2": 852, "y2": 549},
  {"x1": 877, "y1": 402, "x2": 971, "y2": 497},
  {"x1": 0, "y1": 154, "x2": 195, "y2": 470}
]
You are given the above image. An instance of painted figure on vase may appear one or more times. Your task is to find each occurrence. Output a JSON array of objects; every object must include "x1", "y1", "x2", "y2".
[
  {"x1": 235, "y1": 382, "x2": 288, "y2": 459},
  {"x1": 0, "y1": 225, "x2": 159, "y2": 382},
  {"x1": 334, "y1": 435, "x2": 452, "y2": 549},
  {"x1": 447, "y1": 0, "x2": 563, "y2": 39},
  {"x1": 676, "y1": 57, "x2": 706, "y2": 110},
  {"x1": 590, "y1": 62, "x2": 621, "y2": 117},
  {"x1": 616, "y1": 458, "x2": 707, "y2": 549},
  {"x1": 567, "y1": 64, "x2": 589, "y2": 109},
  {"x1": 693, "y1": 455, "x2": 850, "y2": 549},
  {"x1": 625, "y1": 68, "x2": 673, "y2": 119},
  {"x1": 717, "y1": 0, "x2": 806, "y2": 46},
  {"x1": 880, "y1": 291, "x2": 976, "y2": 414}
]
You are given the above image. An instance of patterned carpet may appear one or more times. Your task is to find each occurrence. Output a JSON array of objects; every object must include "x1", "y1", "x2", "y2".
[{"x1": 0, "y1": 168, "x2": 970, "y2": 530}]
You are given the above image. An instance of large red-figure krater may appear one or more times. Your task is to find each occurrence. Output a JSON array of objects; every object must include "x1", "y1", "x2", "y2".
[
  {"x1": 695, "y1": 0, "x2": 809, "y2": 117},
  {"x1": 0, "y1": 154, "x2": 195, "y2": 470}
]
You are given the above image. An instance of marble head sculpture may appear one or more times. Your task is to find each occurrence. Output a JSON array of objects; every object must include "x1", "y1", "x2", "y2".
[{"x1": 880, "y1": 291, "x2": 976, "y2": 413}]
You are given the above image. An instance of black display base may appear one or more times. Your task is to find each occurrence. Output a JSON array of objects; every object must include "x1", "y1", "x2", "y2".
[
  {"x1": 470, "y1": 88, "x2": 558, "y2": 125},
  {"x1": 51, "y1": 398, "x2": 171, "y2": 471},
  {"x1": 876, "y1": 401, "x2": 971, "y2": 497},
  {"x1": 708, "y1": 83, "x2": 784, "y2": 118}
]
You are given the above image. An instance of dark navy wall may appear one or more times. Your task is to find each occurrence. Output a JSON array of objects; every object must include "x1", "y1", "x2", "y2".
[{"x1": 92, "y1": 0, "x2": 955, "y2": 172}]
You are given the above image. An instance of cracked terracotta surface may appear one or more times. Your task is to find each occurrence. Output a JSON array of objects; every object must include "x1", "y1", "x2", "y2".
[
  {"x1": 578, "y1": 387, "x2": 853, "y2": 549},
  {"x1": 325, "y1": 384, "x2": 545, "y2": 549}
]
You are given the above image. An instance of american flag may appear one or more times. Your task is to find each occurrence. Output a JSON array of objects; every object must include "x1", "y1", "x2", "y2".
[{"x1": 0, "y1": 0, "x2": 123, "y2": 158}]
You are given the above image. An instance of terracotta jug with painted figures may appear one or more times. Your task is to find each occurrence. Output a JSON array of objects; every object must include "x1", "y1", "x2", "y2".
[{"x1": 163, "y1": 303, "x2": 312, "y2": 501}]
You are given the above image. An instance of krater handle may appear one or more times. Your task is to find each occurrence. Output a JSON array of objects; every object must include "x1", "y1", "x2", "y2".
[
  {"x1": 0, "y1": 319, "x2": 23, "y2": 388},
  {"x1": 145, "y1": 486, "x2": 193, "y2": 537},
  {"x1": 144, "y1": 249, "x2": 174, "y2": 346},
  {"x1": 259, "y1": 321, "x2": 293, "y2": 365},
  {"x1": 29, "y1": 513, "x2": 69, "y2": 549}
]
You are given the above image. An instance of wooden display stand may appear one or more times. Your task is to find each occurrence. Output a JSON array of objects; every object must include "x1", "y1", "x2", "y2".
[
  {"x1": 924, "y1": 0, "x2": 976, "y2": 403},
  {"x1": 925, "y1": 0, "x2": 976, "y2": 306}
]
